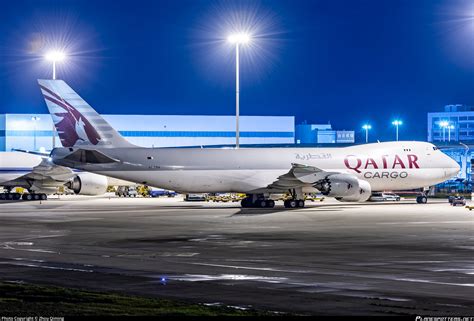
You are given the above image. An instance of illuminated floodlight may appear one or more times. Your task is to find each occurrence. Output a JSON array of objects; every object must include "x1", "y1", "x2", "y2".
[
  {"x1": 362, "y1": 124, "x2": 372, "y2": 143},
  {"x1": 227, "y1": 33, "x2": 251, "y2": 44},
  {"x1": 44, "y1": 51, "x2": 66, "y2": 62},
  {"x1": 392, "y1": 120, "x2": 403, "y2": 141},
  {"x1": 228, "y1": 32, "x2": 252, "y2": 149},
  {"x1": 439, "y1": 121, "x2": 449, "y2": 128},
  {"x1": 44, "y1": 50, "x2": 67, "y2": 79}
]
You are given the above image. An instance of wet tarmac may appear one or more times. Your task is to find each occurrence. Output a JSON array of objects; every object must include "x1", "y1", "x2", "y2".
[{"x1": 0, "y1": 195, "x2": 473, "y2": 315}]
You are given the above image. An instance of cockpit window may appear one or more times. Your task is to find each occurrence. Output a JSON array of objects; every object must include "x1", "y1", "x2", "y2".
[{"x1": 433, "y1": 147, "x2": 438, "y2": 151}]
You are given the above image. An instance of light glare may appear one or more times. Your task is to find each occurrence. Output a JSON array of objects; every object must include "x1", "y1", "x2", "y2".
[
  {"x1": 227, "y1": 33, "x2": 251, "y2": 44},
  {"x1": 44, "y1": 50, "x2": 66, "y2": 62},
  {"x1": 439, "y1": 121, "x2": 449, "y2": 128}
]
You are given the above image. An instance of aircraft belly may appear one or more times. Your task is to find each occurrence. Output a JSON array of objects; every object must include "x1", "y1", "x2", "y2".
[{"x1": 96, "y1": 169, "x2": 288, "y2": 193}]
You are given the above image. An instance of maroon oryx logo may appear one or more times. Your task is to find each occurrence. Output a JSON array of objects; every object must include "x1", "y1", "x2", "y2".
[
  {"x1": 40, "y1": 85, "x2": 101, "y2": 147},
  {"x1": 344, "y1": 154, "x2": 420, "y2": 173}
]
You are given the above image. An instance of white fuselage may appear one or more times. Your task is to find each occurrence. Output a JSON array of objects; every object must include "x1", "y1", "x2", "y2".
[
  {"x1": 0, "y1": 152, "x2": 43, "y2": 186},
  {"x1": 53, "y1": 141, "x2": 460, "y2": 194}
]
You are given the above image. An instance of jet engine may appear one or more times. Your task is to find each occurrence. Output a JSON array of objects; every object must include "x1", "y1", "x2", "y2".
[
  {"x1": 314, "y1": 174, "x2": 372, "y2": 202},
  {"x1": 67, "y1": 172, "x2": 108, "y2": 195}
]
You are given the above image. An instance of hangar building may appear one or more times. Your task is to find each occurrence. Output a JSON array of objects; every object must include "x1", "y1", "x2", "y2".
[{"x1": 0, "y1": 114, "x2": 295, "y2": 152}]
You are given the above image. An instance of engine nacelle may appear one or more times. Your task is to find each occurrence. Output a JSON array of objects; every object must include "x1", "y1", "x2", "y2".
[
  {"x1": 314, "y1": 174, "x2": 371, "y2": 202},
  {"x1": 67, "y1": 172, "x2": 108, "y2": 195},
  {"x1": 335, "y1": 179, "x2": 372, "y2": 202}
]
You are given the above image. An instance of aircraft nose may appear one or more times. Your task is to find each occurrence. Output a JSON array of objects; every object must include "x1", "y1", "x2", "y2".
[{"x1": 445, "y1": 157, "x2": 460, "y2": 178}]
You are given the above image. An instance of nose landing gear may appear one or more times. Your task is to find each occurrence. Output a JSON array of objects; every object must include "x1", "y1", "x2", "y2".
[{"x1": 416, "y1": 195, "x2": 427, "y2": 204}]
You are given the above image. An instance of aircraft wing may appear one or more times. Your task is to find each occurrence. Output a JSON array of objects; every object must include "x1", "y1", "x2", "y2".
[
  {"x1": 22, "y1": 158, "x2": 75, "y2": 182},
  {"x1": 266, "y1": 163, "x2": 341, "y2": 191},
  {"x1": 2, "y1": 158, "x2": 75, "y2": 188}
]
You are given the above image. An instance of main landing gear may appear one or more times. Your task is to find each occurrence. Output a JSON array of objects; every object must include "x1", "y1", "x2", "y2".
[
  {"x1": 283, "y1": 199, "x2": 305, "y2": 208},
  {"x1": 284, "y1": 188, "x2": 305, "y2": 208},
  {"x1": 0, "y1": 192, "x2": 47, "y2": 201},
  {"x1": 241, "y1": 196, "x2": 275, "y2": 208},
  {"x1": 240, "y1": 189, "x2": 306, "y2": 209}
]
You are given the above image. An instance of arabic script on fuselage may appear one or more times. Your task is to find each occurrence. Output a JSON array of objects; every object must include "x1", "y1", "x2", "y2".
[{"x1": 295, "y1": 153, "x2": 332, "y2": 161}]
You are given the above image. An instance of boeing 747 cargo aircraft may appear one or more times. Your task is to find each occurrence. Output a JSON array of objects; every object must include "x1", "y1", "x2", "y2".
[{"x1": 38, "y1": 79, "x2": 460, "y2": 208}]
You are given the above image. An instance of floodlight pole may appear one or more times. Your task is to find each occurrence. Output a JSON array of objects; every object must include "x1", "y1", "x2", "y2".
[
  {"x1": 34, "y1": 122, "x2": 37, "y2": 151},
  {"x1": 395, "y1": 123, "x2": 399, "y2": 141},
  {"x1": 32, "y1": 116, "x2": 40, "y2": 151},
  {"x1": 52, "y1": 60, "x2": 56, "y2": 80},
  {"x1": 235, "y1": 43, "x2": 240, "y2": 149}
]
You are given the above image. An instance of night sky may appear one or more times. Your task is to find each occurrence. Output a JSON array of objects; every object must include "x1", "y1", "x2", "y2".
[{"x1": 2, "y1": 0, "x2": 474, "y2": 142}]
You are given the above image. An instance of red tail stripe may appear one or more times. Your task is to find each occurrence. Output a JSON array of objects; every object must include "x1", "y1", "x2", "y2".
[
  {"x1": 43, "y1": 95, "x2": 73, "y2": 113},
  {"x1": 39, "y1": 85, "x2": 63, "y2": 101}
]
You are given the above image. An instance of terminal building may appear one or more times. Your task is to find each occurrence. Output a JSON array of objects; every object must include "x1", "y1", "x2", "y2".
[
  {"x1": 428, "y1": 105, "x2": 474, "y2": 193},
  {"x1": 0, "y1": 114, "x2": 295, "y2": 152},
  {"x1": 295, "y1": 122, "x2": 355, "y2": 145},
  {"x1": 427, "y1": 104, "x2": 474, "y2": 143}
]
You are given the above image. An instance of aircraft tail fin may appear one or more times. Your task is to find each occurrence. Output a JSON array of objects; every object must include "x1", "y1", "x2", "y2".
[{"x1": 38, "y1": 79, "x2": 135, "y2": 148}]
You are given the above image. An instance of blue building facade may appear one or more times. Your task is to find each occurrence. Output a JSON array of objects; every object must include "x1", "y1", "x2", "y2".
[
  {"x1": 0, "y1": 114, "x2": 295, "y2": 151},
  {"x1": 295, "y1": 123, "x2": 355, "y2": 145}
]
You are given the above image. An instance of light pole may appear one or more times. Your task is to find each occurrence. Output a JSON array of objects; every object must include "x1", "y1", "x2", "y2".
[
  {"x1": 392, "y1": 120, "x2": 403, "y2": 141},
  {"x1": 44, "y1": 51, "x2": 66, "y2": 80},
  {"x1": 448, "y1": 124, "x2": 455, "y2": 142},
  {"x1": 228, "y1": 33, "x2": 251, "y2": 149},
  {"x1": 31, "y1": 116, "x2": 40, "y2": 151},
  {"x1": 362, "y1": 124, "x2": 371, "y2": 143},
  {"x1": 439, "y1": 121, "x2": 449, "y2": 142}
]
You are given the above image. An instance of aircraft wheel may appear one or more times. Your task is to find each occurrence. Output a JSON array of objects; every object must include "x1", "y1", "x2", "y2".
[
  {"x1": 33, "y1": 194, "x2": 41, "y2": 200},
  {"x1": 284, "y1": 200, "x2": 297, "y2": 208},
  {"x1": 255, "y1": 200, "x2": 266, "y2": 208},
  {"x1": 265, "y1": 200, "x2": 275, "y2": 208},
  {"x1": 241, "y1": 198, "x2": 252, "y2": 208},
  {"x1": 416, "y1": 196, "x2": 427, "y2": 204},
  {"x1": 0, "y1": 193, "x2": 6, "y2": 200},
  {"x1": 40, "y1": 194, "x2": 47, "y2": 200},
  {"x1": 297, "y1": 200, "x2": 305, "y2": 208}
]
